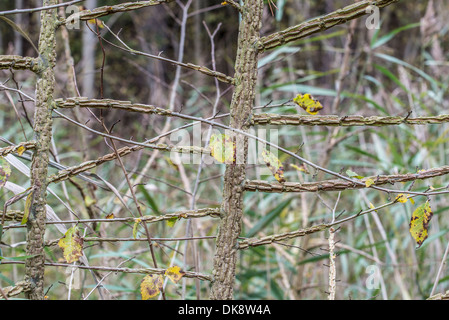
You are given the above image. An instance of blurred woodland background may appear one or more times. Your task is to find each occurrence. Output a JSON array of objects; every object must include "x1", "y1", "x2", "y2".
[{"x1": 1, "y1": 0, "x2": 449, "y2": 300}]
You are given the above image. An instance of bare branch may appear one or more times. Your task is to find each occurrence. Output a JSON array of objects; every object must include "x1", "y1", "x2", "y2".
[
  {"x1": 0, "y1": 261, "x2": 213, "y2": 282},
  {"x1": 55, "y1": 97, "x2": 175, "y2": 116},
  {"x1": 244, "y1": 165, "x2": 449, "y2": 195},
  {"x1": 238, "y1": 225, "x2": 328, "y2": 250},
  {"x1": 63, "y1": 1, "x2": 175, "y2": 23},
  {"x1": 47, "y1": 143, "x2": 209, "y2": 185},
  {"x1": 3, "y1": 208, "x2": 220, "y2": 229},
  {"x1": 257, "y1": 0, "x2": 399, "y2": 52},
  {"x1": 0, "y1": 55, "x2": 38, "y2": 72},
  {"x1": 0, "y1": 0, "x2": 83, "y2": 17},
  {"x1": 252, "y1": 113, "x2": 449, "y2": 126},
  {"x1": 99, "y1": 23, "x2": 235, "y2": 84},
  {"x1": 0, "y1": 141, "x2": 35, "y2": 157}
]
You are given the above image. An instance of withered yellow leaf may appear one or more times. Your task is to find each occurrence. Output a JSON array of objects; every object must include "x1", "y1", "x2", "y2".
[
  {"x1": 164, "y1": 156, "x2": 179, "y2": 171},
  {"x1": 261, "y1": 149, "x2": 285, "y2": 183},
  {"x1": 409, "y1": 201, "x2": 433, "y2": 248},
  {"x1": 293, "y1": 93, "x2": 323, "y2": 115},
  {"x1": 58, "y1": 226, "x2": 84, "y2": 263},
  {"x1": 346, "y1": 169, "x2": 364, "y2": 179},
  {"x1": 395, "y1": 194, "x2": 408, "y2": 203},
  {"x1": 87, "y1": 18, "x2": 104, "y2": 28},
  {"x1": 209, "y1": 134, "x2": 235, "y2": 164},
  {"x1": 16, "y1": 145, "x2": 25, "y2": 156},
  {"x1": 0, "y1": 156, "x2": 11, "y2": 188},
  {"x1": 84, "y1": 195, "x2": 96, "y2": 207},
  {"x1": 365, "y1": 178, "x2": 375, "y2": 187},
  {"x1": 167, "y1": 217, "x2": 179, "y2": 228},
  {"x1": 21, "y1": 190, "x2": 34, "y2": 225},
  {"x1": 105, "y1": 213, "x2": 114, "y2": 219},
  {"x1": 133, "y1": 218, "x2": 142, "y2": 239},
  {"x1": 165, "y1": 265, "x2": 186, "y2": 284},
  {"x1": 140, "y1": 274, "x2": 163, "y2": 300},
  {"x1": 290, "y1": 163, "x2": 309, "y2": 174}
]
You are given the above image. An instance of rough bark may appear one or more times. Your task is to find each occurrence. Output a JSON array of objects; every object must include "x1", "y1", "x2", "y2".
[
  {"x1": 209, "y1": 0, "x2": 263, "y2": 300},
  {"x1": 25, "y1": 0, "x2": 57, "y2": 300}
]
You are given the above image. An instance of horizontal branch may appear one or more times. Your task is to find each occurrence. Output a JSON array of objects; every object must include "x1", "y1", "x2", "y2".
[
  {"x1": 1, "y1": 281, "x2": 31, "y2": 298},
  {"x1": 3, "y1": 208, "x2": 220, "y2": 229},
  {"x1": 63, "y1": 0, "x2": 175, "y2": 23},
  {"x1": 257, "y1": 0, "x2": 399, "y2": 52},
  {"x1": 47, "y1": 143, "x2": 209, "y2": 185},
  {"x1": 0, "y1": 141, "x2": 36, "y2": 157},
  {"x1": 251, "y1": 113, "x2": 449, "y2": 126},
  {"x1": 0, "y1": 261, "x2": 213, "y2": 282},
  {"x1": 244, "y1": 165, "x2": 449, "y2": 193},
  {"x1": 0, "y1": 0, "x2": 83, "y2": 17},
  {"x1": 54, "y1": 97, "x2": 449, "y2": 197},
  {"x1": 1, "y1": 210, "x2": 23, "y2": 222},
  {"x1": 55, "y1": 97, "x2": 175, "y2": 116},
  {"x1": 238, "y1": 224, "x2": 327, "y2": 249},
  {"x1": 0, "y1": 55, "x2": 38, "y2": 72},
  {"x1": 79, "y1": 235, "x2": 216, "y2": 243},
  {"x1": 428, "y1": 290, "x2": 449, "y2": 300},
  {"x1": 62, "y1": 99, "x2": 449, "y2": 128}
]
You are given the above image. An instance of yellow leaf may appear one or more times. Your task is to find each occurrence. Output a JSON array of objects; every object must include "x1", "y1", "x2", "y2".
[
  {"x1": 164, "y1": 156, "x2": 179, "y2": 171},
  {"x1": 410, "y1": 198, "x2": 415, "y2": 205},
  {"x1": 105, "y1": 213, "x2": 114, "y2": 219},
  {"x1": 140, "y1": 274, "x2": 163, "y2": 300},
  {"x1": 261, "y1": 149, "x2": 285, "y2": 183},
  {"x1": 0, "y1": 156, "x2": 11, "y2": 188},
  {"x1": 21, "y1": 190, "x2": 34, "y2": 225},
  {"x1": 409, "y1": 201, "x2": 433, "y2": 248},
  {"x1": 346, "y1": 169, "x2": 364, "y2": 179},
  {"x1": 395, "y1": 194, "x2": 408, "y2": 203},
  {"x1": 165, "y1": 265, "x2": 186, "y2": 284},
  {"x1": 293, "y1": 93, "x2": 323, "y2": 115},
  {"x1": 209, "y1": 134, "x2": 235, "y2": 164},
  {"x1": 16, "y1": 145, "x2": 25, "y2": 156},
  {"x1": 365, "y1": 178, "x2": 375, "y2": 187},
  {"x1": 58, "y1": 226, "x2": 84, "y2": 263},
  {"x1": 290, "y1": 163, "x2": 309, "y2": 174},
  {"x1": 87, "y1": 18, "x2": 104, "y2": 28},
  {"x1": 133, "y1": 218, "x2": 142, "y2": 239},
  {"x1": 84, "y1": 195, "x2": 96, "y2": 207},
  {"x1": 167, "y1": 217, "x2": 179, "y2": 228}
]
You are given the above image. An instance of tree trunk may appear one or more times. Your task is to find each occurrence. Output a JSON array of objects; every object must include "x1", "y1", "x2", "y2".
[
  {"x1": 210, "y1": 0, "x2": 263, "y2": 300},
  {"x1": 81, "y1": 0, "x2": 97, "y2": 98},
  {"x1": 25, "y1": 0, "x2": 57, "y2": 300}
]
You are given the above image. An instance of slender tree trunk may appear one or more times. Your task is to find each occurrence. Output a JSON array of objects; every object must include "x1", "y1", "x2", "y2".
[
  {"x1": 14, "y1": 0, "x2": 24, "y2": 55},
  {"x1": 25, "y1": 0, "x2": 57, "y2": 300},
  {"x1": 81, "y1": 0, "x2": 97, "y2": 98},
  {"x1": 210, "y1": 0, "x2": 263, "y2": 300}
]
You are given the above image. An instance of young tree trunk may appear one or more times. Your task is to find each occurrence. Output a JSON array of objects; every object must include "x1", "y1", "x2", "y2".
[
  {"x1": 210, "y1": 0, "x2": 263, "y2": 300},
  {"x1": 25, "y1": 0, "x2": 57, "y2": 300},
  {"x1": 81, "y1": 0, "x2": 97, "y2": 98}
]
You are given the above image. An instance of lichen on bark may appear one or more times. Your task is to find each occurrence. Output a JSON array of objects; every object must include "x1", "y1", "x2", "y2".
[
  {"x1": 209, "y1": 0, "x2": 264, "y2": 300},
  {"x1": 25, "y1": 0, "x2": 57, "y2": 300}
]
